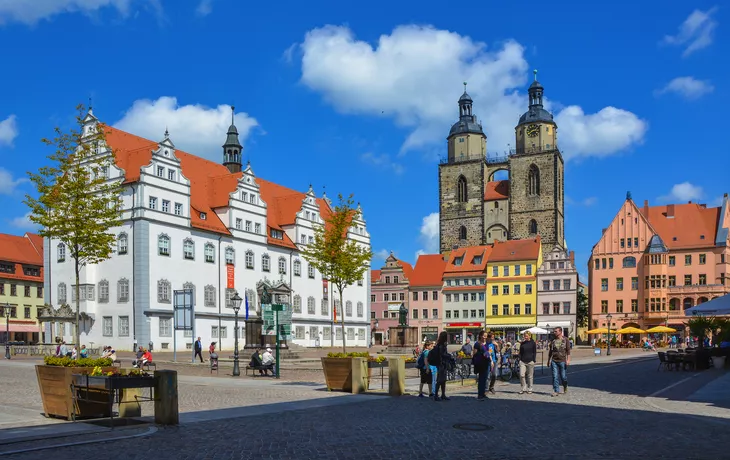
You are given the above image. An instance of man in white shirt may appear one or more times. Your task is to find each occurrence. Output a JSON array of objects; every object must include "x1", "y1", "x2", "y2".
[{"x1": 262, "y1": 347, "x2": 275, "y2": 376}]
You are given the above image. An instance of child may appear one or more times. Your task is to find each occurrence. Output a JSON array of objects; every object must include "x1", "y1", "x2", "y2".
[{"x1": 418, "y1": 340, "x2": 434, "y2": 397}]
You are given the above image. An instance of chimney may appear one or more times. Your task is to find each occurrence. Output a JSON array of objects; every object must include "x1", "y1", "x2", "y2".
[
  {"x1": 667, "y1": 204, "x2": 675, "y2": 218},
  {"x1": 643, "y1": 200, "x2": 649, "y2": 216},
  {"x1": 601, "y1": 228, "x2": 607, "y2": 235},
  {"x1": 569, "y1": 251, "x2": 575, "y2": 264}
]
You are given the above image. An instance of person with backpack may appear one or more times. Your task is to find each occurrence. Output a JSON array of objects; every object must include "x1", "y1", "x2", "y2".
[
  {"x1": 417, "y1": 340, "x2": 433, "y2": 398},
  {"x1": 472, "y1": 330, "x2": 493, "y2": 401},
  {"x1": 486, "y1": 332, "x2": 499, "y2": 394},
  {"x1": 426, "y1": 331, "x2": 450, "y2": 401}
]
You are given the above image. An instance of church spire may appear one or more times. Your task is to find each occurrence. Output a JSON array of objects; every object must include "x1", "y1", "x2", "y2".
[
  {"x1": 222, "y1": 105, "x2": 243, "y2": 173},
  {"x1": 528, "y1": 69, "x2": 544, "y2": 108}
]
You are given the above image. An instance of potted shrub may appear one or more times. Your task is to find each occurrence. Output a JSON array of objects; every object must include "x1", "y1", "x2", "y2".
[
  {"x1": 73, "y1": 367, "x2": 155, "y2": 390},
  {"x1": 404, "y1": 357, "x2": 418, "y2": 369},
  {"x1": 321, "y1": 352, "x2": 370, "y2": 391},
  {"x1": 367, "y1": 355, "x2": 387, "y2": 369},
  {"x1": 36, "y1": 356, "x2": 115, "y2": 420}
]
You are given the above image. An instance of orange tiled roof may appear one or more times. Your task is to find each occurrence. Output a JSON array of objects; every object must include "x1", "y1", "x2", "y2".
[
  {"x1": 640, "y1": 203, "x2": 721, "y2": 250},
  {"x1": 0, "y1": 233, "x2": 44, "y2": 283},
  {"x1": 484, "y1": 180, "x2": 509, "y2": 201},
  {"x1": 488, "y1": 237, "x2": 541, "y2": 262},
  {"x1": 409, "y1": 254, "x2": 447, "y2": 287},
  {"x1": 444, "y1": 246, "x2": 491, "y2": 275},
  {"x1": 106, "y1": 126, "x2": 332, "y2": 249},
  {"x1": 371, "y1": 269, "x2": 381, "y2": 281},
  {"x1": 398, "y1": 260, "x2": 414, "y2": 280}
]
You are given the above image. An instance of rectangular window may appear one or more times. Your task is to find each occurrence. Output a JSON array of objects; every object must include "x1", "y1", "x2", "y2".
[
  {"x1": 616, "y1": 278, "x2": 623, "y2": 291},
  {"x1": 245, "y1": 221, "x2": 252, "y2": 232},
  {"x1": 594, "y1": 259, "x2": 599, "y2": 270},
  {"x1": 669, "y1": 256, "x2": 675, "y2": 266},
  {"x1": 220, "y1": 327, "x2": 227, "y2": 339},
  {"x1": 413, "y1": 291, "x2": 418, "y2": 301},
  {"x1": 174, "y1": 203, "x2": 183, "y2": 216},
  {"x1": 119, "y1": 316, "x2": 129, "y2": 337},
  {"x1": 525, "y1": 303, "x2": 532, "y2": 315},
  {"x1": 478, "y1": 292, "x2": 485, "y2": 301},
  {"x1": 168, "y1": 169, "x2": 175, "y2": 181},
  {"x1": 492, "y1": 285, "x2": 498, "y2": 295},
  {"x1": 601, "y1": 300, "x2": 608, "y2": 313},
  {"x1": 699, "y1": 274, "x2": 706, "y2": 285},
  {"x1": 211, "y1": 326, "x2": 218, "y2": 338},
  {"x1": 502, "y1": 304, "x2": 509, "y2": 316},
  {"x1": 445, "y1": 310, "x2": 452, "y2": 319},
  {"x1": 526, "y1": 265, "x2": 532, "y2": 275},
  {"x1": 525, "y1": 284, "x2": 532, "y2": 294},
  {"x1": 255, "y1": 223, "x2": 262, "y2": 234},
  {"x1": 492, "y1": 305, "x2": 498, "y2": 316},
  {"x1": 400, "y1": 293, "x2": 405, "y2": 301},
  {"x1": 699, "y1": 254, "x2": 706, "y2": 265},
  {"x1": 502, "y1": 285, "x2": 509, "y2": 295},
  {"x1": 411, "y1": 309, "x2": 418, "y2": 320},
  {"x1": 514, "y1": 284, "x2": 521, "y2": 294},
  {"x1": 503, "y1": 266, "x2": 510, "y2": 276},
  {"x1": 159, "y1": 318, "x2": 172, "y2": 337},
  {"x1": 24, "y1": 307, "x2": 31, "y2": 319},
  {"x1": 634, "y1": 237, "x2": 638, "y2": 247},
  {"x1": 445, "y1": 293, "x2": 452, "y2": 302},
  {"x1": 609, "y1": 258, "x2": 614, "y2": 269},
  {"x1": 553, "y1": 280, "x2": 560, "y2": 290},
  {"x1": 542, "y1": 280, "x2": 550, "y2": 291},
  {"x1": 384, "y1": 293, "x2": 389, "y2": 301},
  {"x1": 422, "y1": 308, "x2": 428, "y2": 319},
  {"x1": 432, "y1": 291, "x2": 438, "y2": 301},
  {"x1": 24, "y1": 285, "x2": 30, "y2": 297},
  {"x1": 668, "y1": 276, "x2": 676, "y2": 287},
  {"x1": 515, "y1": 265, "x2": 521, "y2": 276},
  {"x1": 685, "y1": 255, "x2": 692, "y2": 265},
  {"x1": 162, "y1": 200, "x2": 170, "y2": 213},
  {"x1": 620, "y1": 239, "x2": 625, "y2": 248},
  {"x1": 432, "y1": 309, "x2": 438, "y2": 318},
  {"x1": 627, "y1": 238, "x2": 632, "y2": 248},
  {"x1": 492, "y1": 266, "x2": 498, "y2": 277},
  {"x1": 602, "y1": 258, "x2": 606, "y2": 269},
  {"x1": 601, "y1": 278, "x2": 608, "y2": 291},
  {"x1": 235, "y1": 218, "x2": 243, "y2": 230},
  {"x1": 684, "y1": 275, "x2": 692, "y2": 286},
  {"x1": 514, "y1": 304, "x2": 521, "y2": 315},
  {"x1": 453, "y1": 310, "x2": 459, "y2": 318},
  {"x1": 616, "y1": 300, "x2": 623, "y2": 313},
  {"x1": 562, "y1": 302, "x2": 571, "y2": 315},
  {"x1": 542, "y1": 302, "x2": 550, "y2": 315},
  {"x1": 631, "y1": 277, "x2": 638, "y2": 290},
  {"x1": 157, "y1": 166, "x2": 164, "y2": 177},
  {"x1": 462, "y1": 293, "x2": 468, "y2": 302},
  {"x1": 469, "y1": 293, "x2": 476, "y2": 302},
  {"x1": 149, "y1": 196, "x2": 157, "y2": 210},
  {"x1": 423, "y1": 291, "x2": 428, "y2": 301},
  {"x1": 102, "y1": 316, "x2": 113, "y2": 337},
  {"x1": 552, "y1": 302, "x2": 560, "y2": 314},
  {"x1": 631, "y1": 299, "x2": 638, "y2": 312},
  {"x1": 563, "y1": 279, "x2": 571, "y2": 290}
]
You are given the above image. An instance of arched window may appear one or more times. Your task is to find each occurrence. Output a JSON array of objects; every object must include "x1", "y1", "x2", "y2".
[
  {"x1": 307, "y1": 296, "x2": 316, "y2": 314},
  {"x1": 293, "y1": 259, "x2": 301, "y2": 276},
  {"x1": 204, "y1": 285, "x2": 216, "y2": 307},
  {"x1": 357, "y1": 302, "x2": 364, "y2": 317},
  {"x1": 622, "y1": 256, "x2": 637, "y2": 268},
  {"x1": 225, "y1": 246, "x2": 235, "y2": 265},
  {"x1": 278, "y1": 257, "x2": 287, "y2": 275},
  {"x1": 158, "y1": 234, "x2": 170, "y2": 256},
  {"x1": 98, "y1": 280, "x2": 109, "y2": 303},
  {"x1": 528, "y1": 164, "x2": 540, "y2": 196},
  {"x1": 117, "y1": 233, "x2": 128, "y2": 255},
  {"x1": 457, "y1": 175, "x2": 468, "y2": 202},
  {"x1": 459, "y1": 226, "x2": 467, "y2": 240},
  {"x1": 683, "y1": 298, "x2": 693, "y2": 310},
  {"x1": 183, "y1": 238, "x2": 194, "y2": 260},
  {"x1": 245, "y1": 250, "x2": 254, "y2": 269},
  {"x1": 118, "y1": 278, "x2": 129, "y2": 302},
  {"x1": 204, "y1": 243, "x2": 215, "y2": 263},
  {"x1": 529, "y1": 219, "x2": 538, "y2": 235},
  {"x1": 57, "y1": 243, "x2": 66, "y2": 262},
  {"x1": 262, "y1": 254, "x2": 270, "y2": 272}
]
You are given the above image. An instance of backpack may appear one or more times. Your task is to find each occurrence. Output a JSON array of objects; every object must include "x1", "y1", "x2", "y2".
[
  {"x1": 416, "y1": 350, "x2": 427, "y2": 370},
  {"x1": 473, "y1": 343, "x2": 485, "y2": 371}
]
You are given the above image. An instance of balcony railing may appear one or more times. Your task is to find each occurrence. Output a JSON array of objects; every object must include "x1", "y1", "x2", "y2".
[{"x1": 667, "y1": 284, "x2": 727, "y2": 294}]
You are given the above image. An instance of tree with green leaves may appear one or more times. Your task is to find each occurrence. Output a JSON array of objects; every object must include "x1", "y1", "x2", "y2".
[
  {"x1": 24, "y1": 105, "x2": 123, "y2": 350},
  {"x1": 301, "y1": 194, "x2": 372, "y2": 353},
  {"x1": 576, "y1": 290, "x2": 589, "y2": 328}
]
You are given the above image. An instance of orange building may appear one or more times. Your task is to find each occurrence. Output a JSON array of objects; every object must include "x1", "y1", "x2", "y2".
[
  {"x1": 408, "y1": 254, "x2": 447, "y2": 342},
  {"x1": 442, "y1": 245, "x2": 491, "y2": 344},
  {"x1": 588, "y1": 193, "x2": 730, "y2": 334}
]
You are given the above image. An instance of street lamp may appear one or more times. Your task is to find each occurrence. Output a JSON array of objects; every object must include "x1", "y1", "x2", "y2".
[
  {"x1": 606, "y1": 313, "x2": 613, "y2": 356},
  {"x1": 4, "y1": 305, "x2": 11, "y2": 360},
  {"x1": 231, "y1": 292, "x2": 243, "y2": 377}
]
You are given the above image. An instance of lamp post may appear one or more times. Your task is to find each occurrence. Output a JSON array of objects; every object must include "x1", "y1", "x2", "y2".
[
  {"x1": 231, "y1": 292, "x2": 243, "y2": 377},
  {"x1": 606, "y1": 313, "x2": 613, "y2": 356},
  {"x1": 4, "y1": 305, "x2": 11, "y2": 360}
]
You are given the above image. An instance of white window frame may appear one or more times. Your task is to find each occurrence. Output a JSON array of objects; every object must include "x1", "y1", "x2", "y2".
[
  {"x1": 225, "y1": 247, "x2": 235, "y2": 265},
  {"x1": 102, "y1": 316, "x2": 113, "y2": 337},
  {"x1": 262, "y1": 254, "x2": 270, "y2": 272},
  {"x1": 159, "y1": 317, "x2": 172, "y2": 337},
  {"x1": 204, "y1": 243, "x2": 215, "y2": 263},
  {"x1": 245, "y1": 250, "x2": 254, "y2": 269},
  {"x1": 118, "y1": 233, "x2": 128, "y2": 255},
  {"x1": 158, "y1": 234, "x2": 170, "y2": 256},
  {"x1": 119, "y1": 316, "x2": 130, "y2": 337}
]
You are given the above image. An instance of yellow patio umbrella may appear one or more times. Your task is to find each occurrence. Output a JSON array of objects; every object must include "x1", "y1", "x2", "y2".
[
  {"x1": 586, "y1": 328, "x2": 610, "y2": 334},
  {"x1": 615, "y1": 327, "x2": 645, "y2": 334},
  {"x1": 645, "y1": 326, "x2": 676, "y2": 333}
]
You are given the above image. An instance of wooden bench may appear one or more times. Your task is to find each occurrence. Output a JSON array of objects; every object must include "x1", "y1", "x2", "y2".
[
  {"x1": 141, "y1": 362, "x2": 157, "y2": 371},
  {"x1": 245, "y1": 364, "x2": 273, "y2": 377}
]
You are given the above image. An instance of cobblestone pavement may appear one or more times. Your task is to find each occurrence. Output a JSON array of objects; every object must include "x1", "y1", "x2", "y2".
[{"x1": 3, "y1": 356, "x2": 729, "y2": 459}]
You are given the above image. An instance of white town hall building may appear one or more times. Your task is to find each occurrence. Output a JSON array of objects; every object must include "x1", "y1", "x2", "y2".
[{"x1": 43, "y1": 108, "x2": 371, "y2": 352}]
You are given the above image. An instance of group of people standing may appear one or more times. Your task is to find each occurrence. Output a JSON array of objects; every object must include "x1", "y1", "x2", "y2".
[{"x1": 416, "y1": 327, "x2": 571, "y2": 400}]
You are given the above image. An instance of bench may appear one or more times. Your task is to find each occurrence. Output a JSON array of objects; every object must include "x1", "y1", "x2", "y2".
[
  {"x1": 245, "y1": 364, "x2": 274, "y2": 377},
  {"x1": 141, "y1": 362, "x2": 157, "y2": 371},
  {"x1": 112, "y1": 359, "x2": 122, "y2": 367}
]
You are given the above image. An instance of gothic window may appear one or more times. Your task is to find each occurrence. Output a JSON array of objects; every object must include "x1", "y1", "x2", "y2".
[
  {"x1": 245, "y1": 250, "x2": 254, "y2": 269},
  {"x1": 98, "y1": 280, "x2": 109, "y2": 303},
  {"x1": 118, "y1": 278, "x2": 129, "y2": 302},
  {"x1": 459, "y1": 226, "x2": 467, "y2": 240},
  {"x1": 457, "y1": 175, "x2": 468, "y2": 202},
  {"x1": 262, "y1": 254, "x2": 270, "y2": 272},
  {"x1": 529, "y1": 219, "x2": 538, "y2": 235},
  {"x1": 528, "y1": 164, "x2": 540, "y2": 196},
  {"x1": 117, "y1": 233, "x2": 128, "y2": 255},
  {"x1": 183, "y1": 238, "x2": 194, "y2": 260},
  {"x1": 204, "y1": 285, "x2": 216, "y2": 307},
  {"x1": 225, "y1": 246, "x2": 235, "y2": 265}
]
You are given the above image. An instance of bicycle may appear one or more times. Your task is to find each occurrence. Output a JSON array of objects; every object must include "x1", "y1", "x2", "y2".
[{"x1": 499, "y1": 355, "x2": 520, "y2": 381}]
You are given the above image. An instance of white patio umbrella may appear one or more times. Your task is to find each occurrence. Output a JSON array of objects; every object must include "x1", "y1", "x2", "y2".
[{"x1": 520, "y1": 326, "x2": 549, "y2": 334}]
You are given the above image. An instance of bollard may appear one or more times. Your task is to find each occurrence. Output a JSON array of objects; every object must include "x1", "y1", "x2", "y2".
[
  {"x1": 153, "y1": 370, "x2": 179, "y2": 425},
  {"x1": 388, "y1": 357, "x2": 405, "y2": 396},
  {"x1": 350, "y1": 357, "x2": 367, "y2": 394},
  {"x1": 119, "y1": 388, "x2": 142, "y2": 417}
]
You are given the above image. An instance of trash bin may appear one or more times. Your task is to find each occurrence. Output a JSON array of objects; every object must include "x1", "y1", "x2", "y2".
[
  {"x1": 210, "y1": 353, "x2": 219, "y2": 370},
  {"x1": 148, "y1": 341, "x2": 154, "y2": 352}
]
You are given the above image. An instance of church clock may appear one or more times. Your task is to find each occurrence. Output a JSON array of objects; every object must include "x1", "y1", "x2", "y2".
[{"x1": 526, "y1": 124, "x2": 540, "y2": 137}]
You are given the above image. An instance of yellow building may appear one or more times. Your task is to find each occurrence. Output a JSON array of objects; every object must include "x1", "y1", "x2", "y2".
[
  {"x1": 0, "y1": 232, "x2": 44, "y2": 344},
  {"x1": 485, "y1": 237, "x2": 542, "y2": 341}
]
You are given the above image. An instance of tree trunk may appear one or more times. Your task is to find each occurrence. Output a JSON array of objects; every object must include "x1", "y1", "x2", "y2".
[
  {"x1": 74, "y1": 253, "x2": 81, "y2": 353},
  {"x1": 339, "y1": 290, "x2": 346, "y2": 354}
]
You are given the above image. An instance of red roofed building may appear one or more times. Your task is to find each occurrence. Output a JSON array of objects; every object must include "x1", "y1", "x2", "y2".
[
  {"x1": 46, "y1": 108, "x2": 370, "y2": 351},
  {"x1": 442, "y1": 245, "x2": 491, "y2": 344},
  {"x1": 588, "y1": 193, "x2": 730, "y2": 336},
  {"x1": 408, "y1": 254, "x2": 447, "y2": 342},
  {"x1": 0, "y1": 232, "x2": 44, "y2": 344},
  {"x1": 370, "y1": 252, "x2": 412, "y2": 345}
]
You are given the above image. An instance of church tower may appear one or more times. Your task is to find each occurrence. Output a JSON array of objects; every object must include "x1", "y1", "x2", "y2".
[
  {"x1": 438, "y1": 84, "x2": 488, "y2": 254},
  {"x1": 508, "y1": 71, "x2": 565, "y2": 252},
  {"x1": 223, "y1": 106, "x2": 243, "y2": 173}
]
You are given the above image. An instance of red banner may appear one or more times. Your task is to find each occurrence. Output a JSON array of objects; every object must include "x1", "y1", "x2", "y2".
[
  {"x1": 445, "y1": 322, "x2": 482, "y2": 328},
  {"x1": 226, "y1": 264, "x2": 235, "y2": 289},
  {"x1": 322, "y1": 279, "x2": 328, "y2": 298}
]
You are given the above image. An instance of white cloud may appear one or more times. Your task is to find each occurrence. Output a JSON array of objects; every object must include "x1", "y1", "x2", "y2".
[
  {"x1": 415, "y1": 212, "x2": 439, "y2": 260},
  {"x1": 360, "y1": 152, "x2": 404, "y2": 174},
  {"x1": 114, "y1": 97, "x2": 259, "y2": 161},
  {"x1": 10, "y1": 212, "x2": 38, "y2": 231},
  {"x1": 0, "y1": 114, "x2": 18, "y2": 146},
  {"x1": 0, "y1": 167, "x2": 28, "y2": 194},
  {"x1": 663, "y1": 7, "x2": 718, "y2": 57},
  {"x1": 0, "y1": 0, "x2": 130, "y2": 25},
  {"x1": 709, "y1": 196, "x2": 726, "y2": 208},
  {"x1": 658, "y1": 182, "x2": 704, "y2": 203},
  {"x1": 371, "y1": 249, "x2": 390, "y2": 266},
  {"x1": 298, "y1": 24, "x2": 645, "y2": 160},
  {"x1": 566, "y1": 196, "x2": 597, "y2": 207},
  {"x1": 655, "y1": 76, "x2": 714, "y2": 100},
  {"x1": 195, "y1": 0, "x2": 212, "y2": 17},
  {"x1": 555, "y1": 106, "x2": 647, "y2": 160}
]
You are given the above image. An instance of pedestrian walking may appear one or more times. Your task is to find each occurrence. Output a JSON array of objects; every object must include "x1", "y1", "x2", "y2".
[
  {"x1": 426, "y1": 331, "x2": 450, "y2": 401},
  {"x1": 473, "y1": 330, "x2": 492, "y2": 401},
  {"x1": 417, "y1": 340, "x2": 433, "y2": 397},
  {"x1": 194, "y1": 337, "x2": 204, "y2": 363},
  {"x1": 547, "y1": 327, "x2": 571, "y2": 397},
  {"x1": 486, "y1": 332, "x2": 498, "y2": 394},
  {"x1": 518, "y1": 331, "x2": 536, "y2": 394}
]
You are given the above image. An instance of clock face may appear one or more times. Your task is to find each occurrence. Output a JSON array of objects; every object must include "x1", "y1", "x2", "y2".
[{"x1": 526, "y1": 124, "x2": 540, "y2": 137}]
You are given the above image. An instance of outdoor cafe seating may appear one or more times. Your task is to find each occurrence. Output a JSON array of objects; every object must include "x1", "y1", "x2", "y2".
[{"x1": 658, "y1": 349, "x2": 699, "y2": 371}]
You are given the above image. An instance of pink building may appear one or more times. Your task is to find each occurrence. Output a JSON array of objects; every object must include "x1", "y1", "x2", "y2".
[
  {"x1": 408, "y1": 254, "x2": 447, "y2": 343},
  {"x1": 588, "y1": 193, "x2": 730, "y2": 334},
  {"x1": 369, "y1": 252, "x2": 412, "y2": 345}
]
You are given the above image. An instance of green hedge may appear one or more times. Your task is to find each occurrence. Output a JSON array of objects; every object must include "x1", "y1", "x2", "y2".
[{"x1": 43, "y1": 356, "x2": 113, "y2": 367}]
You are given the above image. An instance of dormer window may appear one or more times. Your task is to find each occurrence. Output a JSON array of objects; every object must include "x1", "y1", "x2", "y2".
[
  {"x1": 164, "y1": 150, "x2": 169, "y2": 157},
  {"x1": 271, "y1": 229, "x2": 283, "y2": 240},
  {"x1": 472, "y1": 255, "x2": 482, "y2": 264},
  {"x1": 453, "y1": 256, "x2": 463, "y2": 266},
  {"x1": 200, "y1": 212, "x2": 207, "y2": 220}
]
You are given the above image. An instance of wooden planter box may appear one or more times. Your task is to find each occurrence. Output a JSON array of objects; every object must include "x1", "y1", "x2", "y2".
[
  {"x1": 72, "y1": 374, "x2": 155, "y2": 391},
  {"x1": 321, "y1": 358, "x2": 371, "y2": 392},
  {"x1": 36, "y1": 365, "x2": 115, "y2": 420},
  {"x1": 367, "y1": 361, "x2": 387, "y2": 369}
]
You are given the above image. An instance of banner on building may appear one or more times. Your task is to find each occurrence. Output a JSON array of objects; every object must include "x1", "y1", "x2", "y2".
[
  {"x1": 322, "y1": 279, "x2": 328, "y2": 299},
  {"x1": 226, "y1": 264, "x2": 235, "y2": 289}
]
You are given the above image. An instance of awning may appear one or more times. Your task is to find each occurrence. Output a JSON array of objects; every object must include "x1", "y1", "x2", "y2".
[
  {"x1": 5, "y1": 323, "x2": 40, "y2": 333},
  {"x1": 485, "y1": 324, "x2": 535, "y2": 329},
  {"x1": 537, "y1": 321, "x2": 572, "y2": 328}
]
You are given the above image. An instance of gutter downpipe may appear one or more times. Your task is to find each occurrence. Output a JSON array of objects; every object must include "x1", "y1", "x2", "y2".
[
  {"x1": 131, "y1": 183, "x2": 137, "y2": 347},
  {"x1": 218, "y1": 235, "x2": 222, "y2": 350}
]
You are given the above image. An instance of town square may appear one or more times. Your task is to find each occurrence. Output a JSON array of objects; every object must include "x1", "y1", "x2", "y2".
[{"x1": 0, "y1": 0, "x2": 729, "y2": 458}]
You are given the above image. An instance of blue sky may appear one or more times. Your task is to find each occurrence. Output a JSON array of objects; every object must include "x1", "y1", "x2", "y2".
[{"x1": 0, "y1": 0, "x2": 726, "y2": 281}]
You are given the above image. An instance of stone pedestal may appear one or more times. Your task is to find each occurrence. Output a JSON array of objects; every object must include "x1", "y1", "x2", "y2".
[
  {"x1": 119, "y1": 388, "x2": 142, "y2": 417},
  {"x1": 350, "y1": 357, "x2": 367, "y2": 394},
  {"x1": 154, "y1": 370, "x2": 179, "y2": 425},
  {"x1": 388, "y1": 357, "x2": 405, "y2": 396}
]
